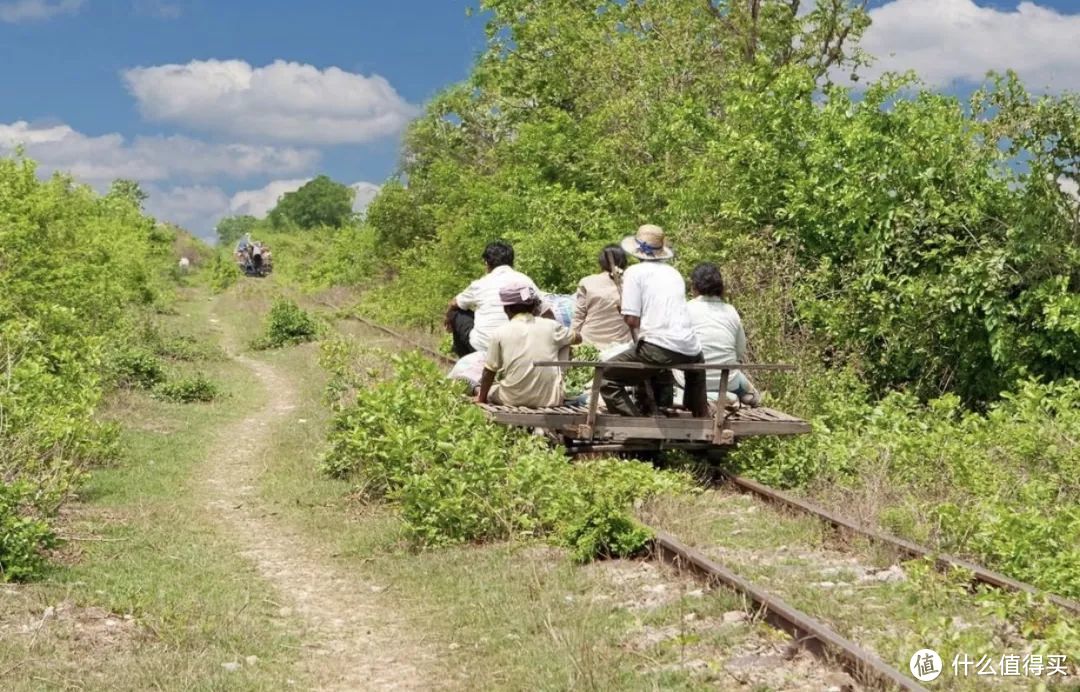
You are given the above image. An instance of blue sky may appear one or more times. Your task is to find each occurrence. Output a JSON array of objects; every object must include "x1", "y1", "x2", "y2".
[{"x1": 1, "y1": 0, "x2": 1079, "y2": 238}]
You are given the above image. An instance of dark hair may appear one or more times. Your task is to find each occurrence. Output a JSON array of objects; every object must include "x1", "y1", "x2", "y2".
[
  {"x1": 503, "y1": 301, "x2": 539, "y2": 317},
  {"x1": 690, "y1": 262, "x2": 725, "y2": 298},
  {"x1": 483, "y1": 241, "x2": 514, "y2": 269},
  {"x1": 598, "y1": 245, "x2": 627, "y2": 272}
]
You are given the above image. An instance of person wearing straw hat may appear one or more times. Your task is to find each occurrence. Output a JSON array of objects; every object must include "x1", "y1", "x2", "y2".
[
  {"x1": 599, "y1": 224, "x2": 708, "y2": 417},
  {"x1": 476, "y1": 281, "x2": 581, "y2": 407}
]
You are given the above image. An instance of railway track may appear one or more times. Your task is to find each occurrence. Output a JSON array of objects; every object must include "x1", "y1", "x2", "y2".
[{"x1": 346, "y1": 313, "x2": 1076, "y2": 689}]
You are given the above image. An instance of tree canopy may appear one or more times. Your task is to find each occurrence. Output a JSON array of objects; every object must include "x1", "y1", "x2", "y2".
[
  {"x1": 268, "y1": 175, "x2": 355, "y2": 230},
  {"x1": 216, "y1": 215, "x2": 259, "y2": 247},
  {"x1": 360, "y1": 0, "x2": 1079, "y2": 406}
]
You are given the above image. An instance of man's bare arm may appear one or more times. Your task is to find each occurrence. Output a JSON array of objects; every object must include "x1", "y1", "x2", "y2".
[
  {"x1": 476, "y1": 368, "x2": 496, "y2": 403},
  {"x1": 624, "y1": 315, "x2": 641, "y2": 330}
]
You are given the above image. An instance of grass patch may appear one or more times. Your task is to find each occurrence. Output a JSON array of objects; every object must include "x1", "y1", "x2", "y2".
[
  {"x1": 252, "y1": 322, "x2": 839, "y2": 690},
  {"x1": 0, "y1": 289, "x2": 301, "y2": 690}
]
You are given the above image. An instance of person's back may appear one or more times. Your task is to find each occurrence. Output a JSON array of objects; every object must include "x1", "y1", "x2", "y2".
[
  {"x1": 572, "y1": 245, "x2": 633, "y2": 351},
  {"x1": 461, "y1": 265, "x2": 540, "y2": 350},
  {"x1": 446, "y1": 241, "x2": 543, "y2": 356},
  {"x1": 687, "y1": 297, "x2": 745, "y2": 393},
  {"x1": 622, "y1": 261, "x2": 700, "y2": 356},
  {"x1": 685, "y1": 262, "x2": 759, "y2": 406},
  {"x1": 485, "y1": 312, "x2": 575, "y2": 407}
]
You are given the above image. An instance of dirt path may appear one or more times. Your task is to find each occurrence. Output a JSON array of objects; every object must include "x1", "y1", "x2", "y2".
[{"x1": 200, "y1": 334, "x2": 428, "y2": 689}]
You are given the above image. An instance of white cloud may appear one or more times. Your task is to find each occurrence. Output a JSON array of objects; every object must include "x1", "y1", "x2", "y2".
[
  {"x1": 0, "y1": 120, "x2": 320, "y2": 185},
  {"x1": 861, "y1": 0, "x2": 1080, "y2": 91},
  {"x1": 350, "y1": 181, "x2": 380, "y2": 214},
  {"x1": 229, "y1": 178, "x2": 310, "y2": 217},
  {"x1": 123, "y1": 59, "x2": 419, "y2": 145},
  {"x1": 0, "y1": 0, "x2": 82, "y2": 22},
  {"x1": 143, "y1": 184, "x2": 230, "y2": 232},
  {"x1": 142, "y1": 178, "x2": 381, "y2": 239},
  {"x1": 1060, "y1": 176, "x2": 1079, "y2": 201}
]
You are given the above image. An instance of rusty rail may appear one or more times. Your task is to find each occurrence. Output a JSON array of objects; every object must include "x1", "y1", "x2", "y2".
[
  {"x1": 350, "y1": 315, "x2": 456, "y2": 366},
  {"x1": 653, "y1": 530, "x2": 926, "y2": 691},
  {"x1": 724, "y1": 474, "x2": 1080, "y2": 616},
  {"x1": 345, "y1": 314, "x2": 1080, "y2": 636}
]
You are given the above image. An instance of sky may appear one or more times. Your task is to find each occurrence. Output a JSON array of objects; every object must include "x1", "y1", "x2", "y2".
[{"x1": 1, "y1": 0, "x2": 1079, "y2": 240}]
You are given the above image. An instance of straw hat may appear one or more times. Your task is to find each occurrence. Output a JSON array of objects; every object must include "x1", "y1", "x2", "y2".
[{"x1": 621, "y1": 224, "x2": 674, "y2": 261}]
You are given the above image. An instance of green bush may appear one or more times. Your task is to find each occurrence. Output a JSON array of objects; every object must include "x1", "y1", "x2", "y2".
[
  {"x1": 0, "y1": 481, "x2": 56, "y2": 582},
  {"x1": 253, "y1": 299, "x2": 320, "y2": 349},
  {"x1": 208, "y1": 252, "x2": 240, "y2": 293},
  {"x1": 1, "y1": 154, "x2": 175, "y2": 580},
  {"x1": 109, "y1": 346, "x2": 167, "y2": 389},
  {"x1": 731, "y1": 378, "x2": 1080, "y2": 598},
  {"x1": 321, "y1": 350, "x2": 690, "y2": 560},
  {"x1": 153, "y1": 374, "x2": 221, "y2": 403}
]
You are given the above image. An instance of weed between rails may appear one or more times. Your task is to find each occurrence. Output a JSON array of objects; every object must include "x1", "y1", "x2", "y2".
[{"x1": 251, "y1": 299, "x2": 322, "y2": 350}]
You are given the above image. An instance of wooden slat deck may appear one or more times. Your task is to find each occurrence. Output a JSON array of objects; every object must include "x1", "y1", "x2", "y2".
[{"x1": 476, "y1": 402, "x2": 810, "y2": 445}]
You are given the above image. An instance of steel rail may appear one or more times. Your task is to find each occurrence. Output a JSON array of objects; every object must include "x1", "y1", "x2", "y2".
[
  {"x1": 652, "y1": 530, "x2": 926, "y2": 691},
  {"x1": 724, "y1": 473, "x2": 1080, "y2": 616},
  {"x1": 345, "y1": 313, "x2": 1080, "y2": 647},
  {"x1": 349, "y1": 314, "x2": 457, "y2": 366}
]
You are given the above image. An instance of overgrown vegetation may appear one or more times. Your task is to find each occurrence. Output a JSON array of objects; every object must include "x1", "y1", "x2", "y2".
[
  {"x1": 248, "y1": 1, "x2": 1080, "y2": 595},
  {"x1": 737, "y1": 379, "x2": 1080, "y2": 599},
  {"x1": 153, "y1": 374, "x2": 222, "y2": 403},
  {"x1": 320, "y1": 345, "x2": 690, "y2": 561},
  {"x1": 252, "y1": 298, "x2": 321, "y2": 350},
  {"x1": 0, "y1": 156, "x2": 190, "y2": 580}
]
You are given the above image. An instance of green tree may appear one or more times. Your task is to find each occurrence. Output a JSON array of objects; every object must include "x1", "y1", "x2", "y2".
[
  {"x1": 216, "y1": 215, "x2": 259, "y2": 247},
  {"x1": 107, "y1": 179, "x2": 148, "y2": 210},
  {"x1": 268, "y1": 175, "x2": 355, "y2": 230},
  {"x1": 359, "y1": 1, "x2": 1079, "y2": 405}
]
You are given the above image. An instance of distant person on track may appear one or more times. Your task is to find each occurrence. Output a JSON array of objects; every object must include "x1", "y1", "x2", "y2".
[
  {"x1": 444, "y1": 241, "x2": 545, "y2": 357},
  {"x1": 475, "y1": 282, "x2": 580, "y2": 407},
  {"x1": 599, "y1": 225, "x2": 707, "y2": 417},
  {"x1": 571, "y1": 245, "x2": 634, "y2": 355},
  {"x1": 685, "y1": 262, "x2": 761, "y2": 407}
]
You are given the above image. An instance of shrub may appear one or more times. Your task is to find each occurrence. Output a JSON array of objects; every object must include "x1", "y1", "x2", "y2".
[
  {"x1": 0, "y1": 481, "x2": 56, "y2": 582},
  {"x1": 208, "y1": 252, "x2": 240, "y2": 293},
  {"x1": 731, "y1": 378, "x2": 1080, "y2": 598},
  {"x1": 153, "y1": 374, "x2": 221, "y2": 403},
  {"x1": 109, "y1": 346, "x2": 167, "y2": 389},
  {"x1": 321, "y1": 350, "x2": 691, "y2": 560},
  {"x1": 253, "y1": 299, "x2": 320, "y2": 350},
  {"x1": 1, "y1": 154, "x2": 176, "y2": 580}
]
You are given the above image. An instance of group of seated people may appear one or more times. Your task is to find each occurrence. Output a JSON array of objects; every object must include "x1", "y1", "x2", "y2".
[{"x1": 444, "y1": 224, "x2": 760, "y2": 417}]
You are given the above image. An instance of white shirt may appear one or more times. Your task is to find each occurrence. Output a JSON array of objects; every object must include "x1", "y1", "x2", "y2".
[
  {"x1": 687, "y1": 296, "x2": 746, "y2": 392},
  {"x1": 455, "y1": 265, "x2": 542, "y2": 351},
  {"x1": 620, "y1": 261, "x2": 701, "y2": 356}
]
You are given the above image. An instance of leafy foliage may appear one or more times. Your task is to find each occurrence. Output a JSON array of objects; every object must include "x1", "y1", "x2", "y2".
[
  {"x1": 0, "y1": 481, "x2": 56, "y2": 582},
  {"x1": 109, "y1": 346, "x2": 167, "y2": 389},
  {"x1": 320, "y1": 348, "x2": 690, "y2": 560},
  {"x1": 208, "y1": 251, "x2": 240, "y2": 293},
  {"x1": 268, "y1": 175, "x2": 355, "y2": 230},
  {"x1": 732, "y1": 378, "x2": 1080, "y2": 598},
  {"x1": 0, "y1": 155, "x2": 178, "y2": 580},
  {"x1": 216, "y1": 214, "x2": 259, "y2": 247},
  {"x1": 252, "y1": 299, "x2": 321, "y2": 350},
  {"x1": 153, "y1": 374, "x2": 221, "y2": 403}
]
